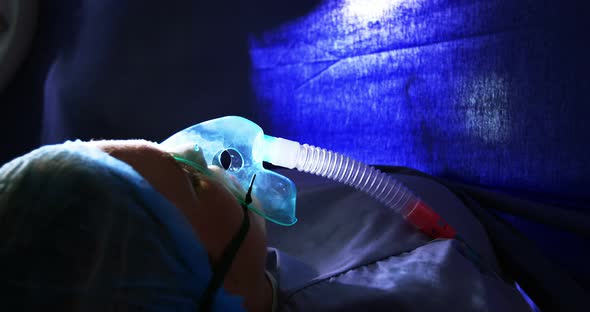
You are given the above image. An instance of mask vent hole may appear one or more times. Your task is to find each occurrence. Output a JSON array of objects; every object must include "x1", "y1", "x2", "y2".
[
  {"x1": 216, "y1": 148, "x2": 243, "y2": 172},
  {"x1": 220, "y1": 150, "x2": 232, "y2": 170}
]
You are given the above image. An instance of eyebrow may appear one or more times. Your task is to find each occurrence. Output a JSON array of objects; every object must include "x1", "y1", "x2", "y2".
[
  {"x1": 170, "y1": 156, "x2": 209, "y2": 193},
  {"x1": 171, "y1": 155, "x2": 256, "y2": 210},
  {"x1": 172, "y1": 155, "x2": 239, "y2": 194},
  {"x1": 171, "y1": 156, "x2": 212, "y2": 177}
]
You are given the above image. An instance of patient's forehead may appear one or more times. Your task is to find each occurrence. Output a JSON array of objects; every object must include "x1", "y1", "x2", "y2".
[{"x1": 87, "y1": 139, "x2": 161, "y2": 152}]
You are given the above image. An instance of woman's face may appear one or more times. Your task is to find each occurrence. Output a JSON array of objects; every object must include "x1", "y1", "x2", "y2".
[{"x1": 89, "y1": 140, "x2": 270, "y2": 309}]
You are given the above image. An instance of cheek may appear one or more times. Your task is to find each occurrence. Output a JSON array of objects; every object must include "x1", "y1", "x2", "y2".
[
  {"x1": 195, "y1": 180, "x2": 268, "y2": 266},
  {"x1": 245, "y1": 211, "x2": 268, "y2": 266},
  {"x1": 224, "y1": 211, "x2": 267, "y2": 286},
  {"x1": 218, "y1": 203, "x2": 269, "y2": 295},
  {"x1": 249, "y1": 211, "x2": 267, "y2": 236},
  {"x1": 184, "y1": 185, "x2": 246, "y2": 263}
]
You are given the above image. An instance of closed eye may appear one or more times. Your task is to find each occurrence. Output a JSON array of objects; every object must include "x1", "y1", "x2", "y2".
[{"x1": 176, "y1": 162, "x2": 206, "y2": 193}]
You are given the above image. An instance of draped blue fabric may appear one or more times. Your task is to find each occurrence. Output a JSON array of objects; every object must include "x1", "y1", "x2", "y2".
[
  {"x1": 1, "y1": 1, "x2": 586, "y2": 205},
  {"x1": 249, "y1": 0, "x2": 590, "y2": 206}
]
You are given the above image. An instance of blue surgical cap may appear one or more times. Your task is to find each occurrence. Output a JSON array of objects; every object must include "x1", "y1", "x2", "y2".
[{"x1": 0, "y1": 141, "x2": 244, "y2": 311}]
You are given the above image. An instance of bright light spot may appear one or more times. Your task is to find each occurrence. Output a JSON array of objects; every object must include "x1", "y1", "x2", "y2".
[
  {"x1": 461, "y1": 73, "x2": 511, "y2": 144},
  {"x1": 344, "y1": 0, "x2": 405, "y2": 22}
]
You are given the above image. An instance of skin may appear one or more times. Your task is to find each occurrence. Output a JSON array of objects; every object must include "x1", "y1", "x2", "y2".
[{"x1": 88, "y1": 140, "x2": 272, "y2": 312}]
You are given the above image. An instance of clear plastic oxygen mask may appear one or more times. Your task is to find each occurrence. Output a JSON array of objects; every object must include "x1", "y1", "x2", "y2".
[
  {"x1": 161, "y1": 116, "x2": 456, "y2": 238},
  {"x1": 161, "y1": 116, "x2": 297, "y2": 226}
]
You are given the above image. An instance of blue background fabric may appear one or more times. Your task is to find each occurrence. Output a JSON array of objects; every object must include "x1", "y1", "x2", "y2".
[
  {"x1": 0, "y1": 142, "x2": 244, "y2": 311},
  {"x1": 249, "y1": 0, "x2": 590, "y2": 207},
  {"x1": 0, "y1": 0, "x2": 587, "y2": 208}
]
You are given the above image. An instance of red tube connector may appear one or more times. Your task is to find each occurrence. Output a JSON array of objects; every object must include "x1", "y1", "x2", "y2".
[{"x1": 404, "y1": 200, "x2": 457, "y2": 239}]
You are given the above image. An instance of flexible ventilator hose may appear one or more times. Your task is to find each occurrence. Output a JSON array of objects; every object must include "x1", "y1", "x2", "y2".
[
  {"x1": 263, "y1": 136, "x2": 457, "y2": 238},
  {"x1": 297, "y1": 144, "x2": 513, "y2": 282},
  {"x1": 295, "y1": 143, "x2": 415, "y2": 215}
]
